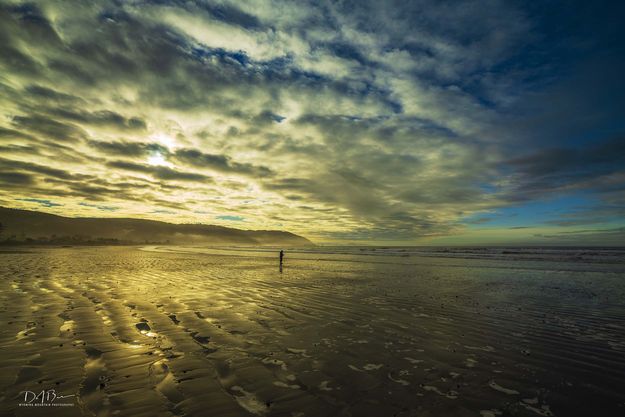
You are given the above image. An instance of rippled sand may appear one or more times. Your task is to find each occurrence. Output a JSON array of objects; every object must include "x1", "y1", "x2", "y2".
[{"x1": 1, "y1": 246, "x2": 624, "y2": 416}]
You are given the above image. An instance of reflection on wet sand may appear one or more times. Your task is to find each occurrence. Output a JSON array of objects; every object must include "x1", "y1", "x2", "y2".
[{"x1": 0, "y1": 246, "x2": 624, "y2": 416}]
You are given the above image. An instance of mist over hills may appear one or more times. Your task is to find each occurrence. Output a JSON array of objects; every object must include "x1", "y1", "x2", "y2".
[{"x1": 0, "y1": 207, "x2": 312, "y2": 246}]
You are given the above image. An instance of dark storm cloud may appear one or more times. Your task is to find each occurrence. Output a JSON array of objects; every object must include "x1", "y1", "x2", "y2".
[
  {"x1": 23, "y1": 85, "x2": 86, "y2": 105},
  {"x1": 398, "y1": 187, "x2": 480, "y2": 205},
  {"x1": 322, "y1": 217, "x2": 453, "y2": 241},
  {"x1": 11, "y1": 115, "x2": 87, "y2": 142},
  {"x1": 46, "y1": 109, "x2": 147, "y2": 131},
  {"x1": 43, "y1": 177, "x2": 153, "y2": 201},
  {"x1": 506, "y1": 137, "x2": 625, "y2": 198},
  {"x1": 0, "y1": 45, "x2": 41, "y2": 75},
  {"x1": 263, "y1": 177, "x2": 315, "y2": 192},
  {"x1": 89, "y1": 141, "x2": 273, "y2": 178},
  {"x1": 0, "y1": 127, "x2": 36, "y2": 141},
  {"x1": 510, "y1": 139, "x2": 625, "y2": 177},
  {"x1": 0, "y1": 171, "x2": 34, "y2": 186},
  {"x1": 0, "y1": 144, "x2": 39, "y2": 155},
  {"x1": 88, "y1": 140, "x2": 167, "y2": 157},
  {"x1": 46, "y1": 59, "x2": 97, "y2": 86},
  {"x1": 107, "y1": 160, "x2": 212, "y2": 182},
  {"x1": 64, "y1": 184, "x2": 121, "y2": 199},
  {"x1": 0, "y1": 3, "x2": 57, "y2": 75},
  {"x1": 0, "y1": 157, "x2": 82, "y2": 181},
  {"x1": 263, "y1": 172, "x2": 412, "y2": 229},
  {"x1": 173, "y1": 149, "x2": 274, "y2": 177},
  {"x1": 41, "y1": 173, "x2": 196, "y2": 205}
]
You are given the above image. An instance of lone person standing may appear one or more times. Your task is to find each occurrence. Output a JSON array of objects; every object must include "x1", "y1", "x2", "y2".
[{"x1": 279, "y1": 250, "x2": 284, "y2": 270}]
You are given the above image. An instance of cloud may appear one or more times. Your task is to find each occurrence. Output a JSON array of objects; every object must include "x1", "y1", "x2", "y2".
[
  {"x1": 88, "y1": 140, "x2": 167, "y2": 157},
  {"x1": 0, "y1": 157, "x2": 82, "y2": 181},
  {"x1": 173, "y1": 148, "x2": 274, "y2": 177},
  {"x1": 107, "y1": 160, "x2": 212, "y2": 182},
  {"x1": 0, "y1": 0, "x2": 623, "y2": 243},
  {"x1": 504, "y1": 137, "x2": 625, "y2": 200},
  {"x1": 11, "y1": 115, "x2": 87, "y2": 142},
  {"x1": 0, "y1": 172, "x2": 34, "y2": 186},
  {"x1": 0, "y1": 127, "x2": 36, "y2": 141},
  {"x1": 46, "y1": 109, "x2": 147, "y2": 131},
  {"x1": 23, "y1": 85, "x2": 86, "y2": 104},
  {"x1": 533, "y1": 227, "x2": 625, "y2": 246}
]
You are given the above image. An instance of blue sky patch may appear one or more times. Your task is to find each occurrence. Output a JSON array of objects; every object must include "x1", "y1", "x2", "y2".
[
  {"x1": 16, "y1": 198, "x2": 62, "y2": 208},
  {"x1": 216, "y1": 215, "x2": 245, "y2": 221}
]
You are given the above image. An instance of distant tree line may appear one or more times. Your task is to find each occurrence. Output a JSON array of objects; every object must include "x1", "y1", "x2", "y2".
[{"x1": 0, "y1": 221, "x2": 174, "y2": 246}]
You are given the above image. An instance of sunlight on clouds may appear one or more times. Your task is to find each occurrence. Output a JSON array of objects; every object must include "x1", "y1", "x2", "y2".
[
  {"x1": 147, "y1": 152, "x2": 170, "y2": 167},
  {"x1": 153, "y1": 8, "x2": 296, "y2": 62},
  {"x1": 0, "y1": 0, "x2": 623, "y2": 244},
  {"x1": 151, "y1": 133, "x2": 177, "y2": 150}
]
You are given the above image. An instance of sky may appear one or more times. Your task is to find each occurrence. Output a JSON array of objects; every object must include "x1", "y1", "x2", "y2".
[{"x1": 1, "y1": 0, "x2": 624, "y2": 245}]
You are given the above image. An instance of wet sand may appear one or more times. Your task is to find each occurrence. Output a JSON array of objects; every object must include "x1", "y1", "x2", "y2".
[{"x1": 1, "y1": 246, "x2": 624, "y2": 416}]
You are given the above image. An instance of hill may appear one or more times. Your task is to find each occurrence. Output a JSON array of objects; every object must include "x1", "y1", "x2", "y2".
[{"x1": 0, "y1": 207, "x2": 313, "y2": 246}]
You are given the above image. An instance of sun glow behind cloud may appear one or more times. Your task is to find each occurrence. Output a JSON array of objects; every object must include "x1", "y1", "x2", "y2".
[
  {"x1": 147, "y1": 152, "x2": 170, "y2": 167},
  {"x1": 151, "y1": 133, "x2": 177, "y2": 150}
]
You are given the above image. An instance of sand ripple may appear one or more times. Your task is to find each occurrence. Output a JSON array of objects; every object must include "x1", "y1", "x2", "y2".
[{"x1": 0, "y1": 246, "x2": 624, "y2": 416}]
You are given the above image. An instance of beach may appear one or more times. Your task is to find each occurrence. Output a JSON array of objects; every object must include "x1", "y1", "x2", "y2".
[{"x1": 1, "y1": 246, "x2": 624, "y2": 416}]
